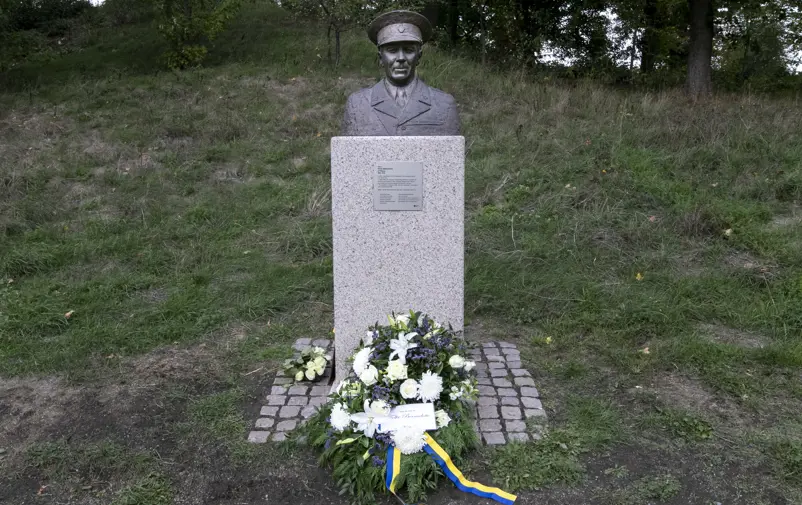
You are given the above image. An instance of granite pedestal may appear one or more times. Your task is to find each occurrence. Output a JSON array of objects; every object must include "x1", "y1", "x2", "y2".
[{"x1": 331, "y1": 136, "x2": 465, "y2": 381}]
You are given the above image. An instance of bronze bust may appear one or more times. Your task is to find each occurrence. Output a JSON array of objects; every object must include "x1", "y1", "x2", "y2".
[{"x1": 341, "y1": 11, "x2": 460, "y2": 136}]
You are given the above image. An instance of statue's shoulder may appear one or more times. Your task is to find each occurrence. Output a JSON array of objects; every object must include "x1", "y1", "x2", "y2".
[
  {"x1": 421, "y1": 82, "x2": 457, "y2": 106},
  {"x1": 345, "y1": 84, "x2": 376, "y2": 104}
]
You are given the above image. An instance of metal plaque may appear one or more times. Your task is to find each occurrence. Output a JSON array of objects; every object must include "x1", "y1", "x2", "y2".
[{"x1": 373, "y1": 161, "x2": 423, "y2": 211}]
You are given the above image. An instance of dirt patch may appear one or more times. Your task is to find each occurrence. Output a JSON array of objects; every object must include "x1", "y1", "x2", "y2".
[
  {"x1": 0, "y1": 335, "x2": 237, "y2": 462},
  {"x1": 0, "y1": 377, "x2": 82, "y2": 458},
  {"x1": 723, "y1": 251, "x2": 776, "y2": 280},
  {"x1": 698, "y1": 322, "x2": 768, "y2": 349},
  {"x1": 651, "y1": 373, "x2": 751, "y2": 428}
]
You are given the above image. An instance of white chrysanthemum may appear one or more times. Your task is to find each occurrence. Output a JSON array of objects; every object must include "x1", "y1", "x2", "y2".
[
  {"x1": 359, "y1": 365, "x2": 379, "y2": 386},
  {"x1": 385, "y1": 359, "x2": 408, "y2": 382},
  {"x1": 448, "y1": 355, "x2": 465, "y2": 369},
  {"x1": 392, "y1": 429, "x2": 427, "y2": 455},
  {"x1": 295, "y1": 371, "x2": 304, "y2": 381},
  {"x1": 305, "y1": 369, "x2": 316, "y2": 380},
  {"x1": 399, "y1": 379, "x2": 419, "y2": 399},
  {"x1": 312, "y1": 346, "x2": 326, "y2": 355},
  {"x1": 435, "y1": 409, "x2": 451, "y2": 428},
  {"x1": 463, "y1": 360, "x2": 476, "y2": 372},
  {"x1": 352, "y1": 347, "x2": 373, "y2": 375},
  {"x1": 330, "y1": 403, "x2": 351, "y2": 431},
  {"x1": 418, "y1": 371, "x2": 444, "y2": 402}
]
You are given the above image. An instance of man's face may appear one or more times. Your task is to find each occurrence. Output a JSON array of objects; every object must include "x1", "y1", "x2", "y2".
[{"x1": 378, "y1": 41, "x2": 422, "y2": 86}]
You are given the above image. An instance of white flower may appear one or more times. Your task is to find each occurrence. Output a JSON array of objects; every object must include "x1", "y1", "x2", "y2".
[
  {"x1": 464, "y1": 360, "x2": 476, "y2": 372},
  {"x1": 394, "y1": 313, "x2": 410, "y2": 326},
  {"x1": 449, "y1": 385, "x2": 462, "y2": 401},
  {"x1": 359, "y1": 365, "x2": 379, "y2": 386},
  {"x1": 313, "y1": 356, "x2": 327, "y2": 368},
  {"x1": 418, "y1": 371, "x2": 444, "y2": 402},
  {"x1": 435, "y1": 409, "x2": 451, "y2": 428},
  {"x1": 422, "y1": 332, "x2": 433, "y2": 340},
  {"x1": 369, "y1": 399, "x2": 391, "y2": 415},
  {"x1": 392, "y1": 429, "x2": 426, "y2": 454},
  {"x1": 363, "y1": 330, "x2": 375, "y2": 346},
  {"x1": 305, "y1": 369, "x2": 316, "y2": 380},
  {"x1": 336, "y1": 379, "x2": 361, "y2": 398},
  {"x1": 352, "y1": 347, "x2": 373, "y2": 375},
  {"x1": 330, "y1": 403, "x2": 351, "y2": 431},
  {"x1": 351, "y1": 400, "x2": 383, "y2": 438},
  {"x1": 399, "y1": 379, "x2": 419, "y2": 399},
  {"x1": 389, "y1": 332, "x2": 419, "y2": 364},
  {"x1": 295, "y1": 371, "x2": 304, "y2": 381},
  {"x1": 386, "y1": 360, "x2": 408, "y2": 382},
  {"x1": 448, "y1": 355, "x2": 466, "y2": 369},
  {"x1": 312, "y1": 346, "x2": 325, "y2": 355}
]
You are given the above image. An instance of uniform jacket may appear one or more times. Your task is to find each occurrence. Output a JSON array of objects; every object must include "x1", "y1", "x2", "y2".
[{"x1": 341, "y1": 79, "x2": 460, "y2": 136}]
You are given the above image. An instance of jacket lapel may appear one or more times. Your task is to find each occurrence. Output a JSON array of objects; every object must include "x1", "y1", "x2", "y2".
[
  {"x1": 371, "y1": 81, "x2": 399, "y2": 135},
  {"x1": 398, "y1": 82, "x2": 432, "y2": 126}
]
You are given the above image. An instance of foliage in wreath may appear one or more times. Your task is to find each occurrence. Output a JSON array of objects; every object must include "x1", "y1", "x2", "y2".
[
  {"x1": 303, "y1": 311, "x2": 480, "y2": 504},
  {"x1": 283, "y1": 346, "x2": 331, "y2": 382}
]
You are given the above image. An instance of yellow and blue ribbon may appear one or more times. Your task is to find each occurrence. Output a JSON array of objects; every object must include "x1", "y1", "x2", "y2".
[{"x1": 385, "y1": 434, "x2": 516, "y2": 505}]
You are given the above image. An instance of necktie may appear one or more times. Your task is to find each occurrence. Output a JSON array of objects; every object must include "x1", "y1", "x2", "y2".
[{"x1": 396, "y1": 88, "x2": 407, "y2": 108}]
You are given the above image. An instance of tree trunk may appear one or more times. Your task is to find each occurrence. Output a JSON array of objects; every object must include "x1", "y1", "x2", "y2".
[
  {"x1": 686, "y1": 0, "x2": 714, "y2": 98},
  {"x1": 639, "y1": 0, "x2": 659, "y2": 73},
  {"x1": 327, "y1": 22, "x2": 332, "y2": 65},
  {"x1": 448, "y1": 0, "x2": 459, "y2": 45},
  {"x1": 335, "y1": 27, "x2": 341, "y2": 67}
]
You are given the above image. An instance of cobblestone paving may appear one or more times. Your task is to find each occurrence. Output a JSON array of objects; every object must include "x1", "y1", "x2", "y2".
[
  {"x1": 247, "y1": 338, "x2": 333, "y2": 443},
  {"x1": 470, "y1": 342, "x2": 547, "y2": 445},
  {"x1": 248, "y1": 339, "x2": 547, "y2": 445}
]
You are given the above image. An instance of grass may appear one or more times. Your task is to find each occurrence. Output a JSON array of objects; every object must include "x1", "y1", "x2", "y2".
[{"x1": 1, "y1": 2, "x2": 802, "y2": 504}]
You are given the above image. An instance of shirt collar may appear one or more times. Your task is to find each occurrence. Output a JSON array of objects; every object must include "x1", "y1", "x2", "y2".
[{"x1": 384, "y1": 77, "x2": 418, "y2": 99}]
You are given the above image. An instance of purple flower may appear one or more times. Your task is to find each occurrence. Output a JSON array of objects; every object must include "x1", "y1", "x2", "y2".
[{"x1": 372, "y1": 456, "x2": 385, "y2": 467}]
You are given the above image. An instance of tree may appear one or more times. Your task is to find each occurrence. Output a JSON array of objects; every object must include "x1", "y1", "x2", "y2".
[
  {"x1": 280, "y1": 0, "x2": 427, "y2": 67},
  {"x1": 686, "y1": 0, "x2": 714, "y2": 97},
  {"x1": 155, "y1": 0, "x2": 242, "y2": 68}
]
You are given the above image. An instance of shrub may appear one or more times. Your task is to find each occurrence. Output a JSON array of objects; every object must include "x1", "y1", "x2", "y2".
[
  {"x1": 100, "y1": 0, "x2": 155, "y2": 26},
  {"x1": 154, "y1": 0, "x2": 240, "y2": 69}
]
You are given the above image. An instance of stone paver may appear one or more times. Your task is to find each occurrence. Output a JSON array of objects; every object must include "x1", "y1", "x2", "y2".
[
  {"x1": 501, "y1": 406, "x2": 522, "y2": 420},
  {"x1": 249, "y1": 337, "x2": 549, "y2": 447},
  {"x1": 478, "y1": 406, "x2": 499, "y2": 419},
  {"x1": 479, "y1": 419, "x2": 502, "y2": 431},
  {"x1": 255, "y1": 417, "x2": 275, "y2": 429},
  {"x1": 276, "y1": 419, "x2": 298, "y2": 431},
  {"x1": 522, "y1": 397, "x2": 543, "y2": 409},
  {"x1": 287, "y1": 396, "x2": 309, "y2": 406},
  {"x1": 248, "y1": 431, "x2": 270, "y2": 443},
  {"x1": 505, "y1": 420, "x2": 526, "y2": 432},
  {"x1": 259, "y1": 406, "x2": 279, "y2": 417},
  {"x1": 482, "y1": 432, "x2": 506, "y2": 445}
]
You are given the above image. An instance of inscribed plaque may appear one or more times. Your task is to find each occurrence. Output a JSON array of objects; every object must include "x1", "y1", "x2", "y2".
[{"x1": 373, "y1": 161, "x2": 423, "y2": 211}]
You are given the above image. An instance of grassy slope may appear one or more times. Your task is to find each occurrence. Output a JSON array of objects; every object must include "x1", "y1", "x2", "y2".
[{"x1": 2, "y1": 4, "x2": 802, "y2": 504}]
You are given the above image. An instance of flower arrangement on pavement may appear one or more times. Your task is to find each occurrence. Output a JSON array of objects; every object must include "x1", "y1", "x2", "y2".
[
  {"x1": 282, "y1": 346, "x2": 331, "y2": 382},
  {"x1": 303, "y1": 311, "x2": 483, "y2": 504}
]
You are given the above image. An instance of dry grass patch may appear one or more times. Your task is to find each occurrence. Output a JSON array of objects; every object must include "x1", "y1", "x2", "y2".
[{"x1": 698, "y1": 322, "x2": 768, "y2": 349}]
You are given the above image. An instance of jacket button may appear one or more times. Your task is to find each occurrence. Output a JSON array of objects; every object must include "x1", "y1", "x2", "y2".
[{"x1": 401, "y1": 126, "x2": 407, "y2": 131}]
